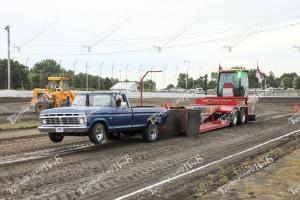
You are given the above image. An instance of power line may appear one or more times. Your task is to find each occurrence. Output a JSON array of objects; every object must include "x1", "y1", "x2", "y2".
[
  {"x1": 13, "y1": 16, "x2": 60, "y2": 52},
  {"x1": 2, "y1": 13, "x2": 300, "y2": 53},
  {"x1": 3, "y1": 13, "x2": 300, "y2": 46},
  {"x1": 8, "y1": 20, "x2": 300, "y2": 57},
  {"x1": 83, "y1": 18, "x2": 129, "y2": 52}
]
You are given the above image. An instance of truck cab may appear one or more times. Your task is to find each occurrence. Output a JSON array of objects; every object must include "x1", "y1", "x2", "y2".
[{"x1": 38, "y1": 92, "x2": 167, "y2": 144}]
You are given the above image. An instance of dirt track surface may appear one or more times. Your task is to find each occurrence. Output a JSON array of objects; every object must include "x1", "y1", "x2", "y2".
[{"x1": 0, "y1": 98, "x2": 300, "y2": 200}]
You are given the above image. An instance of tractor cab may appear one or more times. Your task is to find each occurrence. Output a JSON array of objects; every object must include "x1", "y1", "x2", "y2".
[
  {"x1": 217, "y1": 67, "x2": 249, "y2": 97},
  {"x1": 47, "y1": 77, "x2": 69, "y2": 92}
]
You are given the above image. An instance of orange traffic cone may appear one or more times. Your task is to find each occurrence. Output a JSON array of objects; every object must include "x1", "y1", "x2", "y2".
[{"x1": 294, "y1": 103, "x2": 299, "y2": 113}]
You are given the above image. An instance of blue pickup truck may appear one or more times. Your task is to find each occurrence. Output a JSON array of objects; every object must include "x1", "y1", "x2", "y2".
[{"x1": 38, "y1": 92, "x2": 167, "y2": 144}]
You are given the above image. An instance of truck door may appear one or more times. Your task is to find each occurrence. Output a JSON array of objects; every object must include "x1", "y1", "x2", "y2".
[{"x1": 111, "y1": 94, "x2": 132, "y2": 130}]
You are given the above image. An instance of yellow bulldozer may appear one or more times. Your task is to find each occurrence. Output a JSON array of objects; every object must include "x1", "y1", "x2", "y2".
[{"x1": 31, "y1": 77, "x2": 76, "y2": 113}]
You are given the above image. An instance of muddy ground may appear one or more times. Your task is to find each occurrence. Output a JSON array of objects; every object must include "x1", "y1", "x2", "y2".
[{"x1": 0, "y1": 97, "x2": 299, "y2": 200}]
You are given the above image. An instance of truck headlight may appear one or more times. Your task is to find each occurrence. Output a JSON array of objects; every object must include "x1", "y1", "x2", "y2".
[
  {"x1": 79, "y1": 117, "x2": 87, "y2": 125},
  {"x1": 42, "y1": 119, "x2": 47, "y2": 125}
]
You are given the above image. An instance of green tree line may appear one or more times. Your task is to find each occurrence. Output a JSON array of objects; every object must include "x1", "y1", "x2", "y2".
[
  {"x1": 169, "y1": 70, "x2": 300, "y2": 90},
  {"x1": 0, "y1": 59, "x2": 157, "y2": 91},
  {"x1": 0, "y1": 58, "x2": 299, "y2": 90}
]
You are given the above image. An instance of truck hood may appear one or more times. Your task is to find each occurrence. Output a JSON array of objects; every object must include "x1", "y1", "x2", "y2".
[{"x1": 40, "y1": 106, "x2": 112, "y2": 115}]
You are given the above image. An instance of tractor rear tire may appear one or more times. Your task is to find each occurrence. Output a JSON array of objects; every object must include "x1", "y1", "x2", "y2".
[
  {"x1": 230, "y1": 112, "x2": 238, "y2": 127},
  {"x1": 49, "y1": 133, "x2": 64, "y2": 143},
  {"x1": 238, "y1": 109, "x2": 247, "y2": 125}
]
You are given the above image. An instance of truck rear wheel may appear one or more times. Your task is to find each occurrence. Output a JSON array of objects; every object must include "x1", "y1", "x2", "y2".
[
  {"x1": 143, "y1": 123, "x2": 159, "y2": 142},
  {"x1": 89, "y1": 123, "x2": 106, "y2": 144},
  {"x1": 49, "y1": 133, "x2": 64, "y2": 143}
]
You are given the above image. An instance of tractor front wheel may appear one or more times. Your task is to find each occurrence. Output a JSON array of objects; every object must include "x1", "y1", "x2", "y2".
[{"x1": 35, "y1": 102, "x2": 49, "y2": 113}]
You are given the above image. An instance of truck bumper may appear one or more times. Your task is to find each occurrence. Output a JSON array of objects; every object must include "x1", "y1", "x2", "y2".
[{"x1": 38, "y1": 126, "x2": 88, "y2": 133}]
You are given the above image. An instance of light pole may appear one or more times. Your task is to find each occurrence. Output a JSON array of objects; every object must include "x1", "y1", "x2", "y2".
[
  {"x1": 175, "y1": 66, "x2": 178, "y2": 87},
  {"x1": 4, "y1": 25, "x2": 11, "y2": 90},
  {"x1": 163, "y1": 66, "x2": 167, "y2": 89},
  {"x1": 99, "y1": 62, "x2": 103, "y2": 90},
  {"x1": 139, "y1": 64, "x2": 143, "y2": 81},
  {"x1": 294, "y1": 46, "x2": 300, "y2": 85},
  {"x1": 73, "y1": 60, "x2": 78, "y2": 75},
  {"x1": 125, "y1": 64, "x2": 128, "y2": 91},
  {"x1": 184, "y1": 60, "x2": 190, "y2": 91},
  {"x1": 85, "y1": 62, "x2": 89, "y2": 91},
  {"x1": 150, "y1": 65, "x2": 154, "y2": 91},
  {"x1": 119, "y1": 69, "x2": 122, "y2": 81},
  {"x1": 25, "y1": 57, "x2": 30, "y2": 89},
  {"x1": 58, "y1": 59, "x2": 62, "y2": 76},
  {"x1": 111, "y1": 63, "x2": 115, "y2": 80}
]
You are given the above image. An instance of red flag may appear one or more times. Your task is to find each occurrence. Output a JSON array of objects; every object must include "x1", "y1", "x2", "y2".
[
  {"x1": 256, "y1": 66, "x2": 264, "y2": 83},
  {"x1": 219, "y1": 64, "x2": 222, "y2": 71}
]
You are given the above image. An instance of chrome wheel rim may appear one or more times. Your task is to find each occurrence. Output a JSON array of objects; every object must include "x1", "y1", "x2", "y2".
[
  {"x1": 149, "y1": 126, "x2": 158, "y2": 140},
  {"x1": 95, "y1": 125, "x2": 104, "y2": 142}
]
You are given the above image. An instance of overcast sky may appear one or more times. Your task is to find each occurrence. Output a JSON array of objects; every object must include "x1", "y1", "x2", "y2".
[{"x1": 1, "y1": 0, "x2": 300, "y2": 88}]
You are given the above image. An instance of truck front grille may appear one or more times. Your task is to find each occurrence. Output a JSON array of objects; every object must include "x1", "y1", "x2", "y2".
[
  {"x1": 45, "y1": 117, "x2": 80, "y2": 125},
  {"x1": 40, "y1": 113, "x2": 85, "y2": 126}
]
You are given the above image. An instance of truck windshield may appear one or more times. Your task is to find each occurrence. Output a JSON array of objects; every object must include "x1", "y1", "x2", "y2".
[
  {"x1": 72, "y1": 94, "x2": 86, "y2": 106},
  {"x1": 72, "y1": 94, "x2": 114, "y2": 107}
]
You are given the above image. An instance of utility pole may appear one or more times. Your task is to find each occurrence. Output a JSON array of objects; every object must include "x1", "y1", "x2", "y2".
[
  {"x1": 85, "y1": 62, "x2": 89, "y2": 91},
  {"x1": 184, "y1": 60, "x2": 190, "y2": 91},
  {"x1": 99, "y1": 62, "x2": 103, "y2": 90},
  {"x1": 4, "y1": 25, "x2": 11, "y2": 90}
]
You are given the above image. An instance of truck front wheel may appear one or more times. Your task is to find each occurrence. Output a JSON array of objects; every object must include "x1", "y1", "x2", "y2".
[
  {"x1": 143, "y1": 123, "x2": 159, "y2": 143},
  {"x1": 89, "y1": 123, "x2": 106, "y2": 144},
  {"x1": 49, "y1": 133, "x2": 64, "y2": 143}
]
